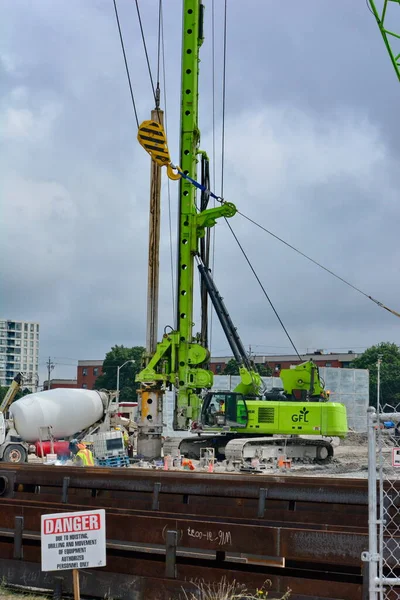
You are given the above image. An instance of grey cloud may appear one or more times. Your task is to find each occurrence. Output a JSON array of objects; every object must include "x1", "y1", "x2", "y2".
[{"x1": 1, "y1": 0, "x2": 400, "y2": 385}]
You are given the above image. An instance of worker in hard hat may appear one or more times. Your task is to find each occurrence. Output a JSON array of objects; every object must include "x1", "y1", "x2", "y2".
[
  {"x1": 122, "y1": 428, "x2": 129, "y2": 448},
  {"x1": 69, "y1": 439, "x2": 94, "y2": 467},
  {"x1": 114, "y1": 426, "x2": 129, "y2": 450}
]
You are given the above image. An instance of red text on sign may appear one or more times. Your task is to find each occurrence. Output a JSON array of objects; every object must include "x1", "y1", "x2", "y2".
[{"x1": 43, "y1": 514, "x2": 101, "y2": 535}]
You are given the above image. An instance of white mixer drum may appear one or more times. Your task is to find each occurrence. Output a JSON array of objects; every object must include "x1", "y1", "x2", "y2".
[{"x1": 11, "y1": 388, "x2": 105, "y2": 442}]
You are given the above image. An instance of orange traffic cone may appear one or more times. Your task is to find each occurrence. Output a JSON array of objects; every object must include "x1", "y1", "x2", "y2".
[{"x1": 278, "y1": 455, "x2": 291, "y2": 469}]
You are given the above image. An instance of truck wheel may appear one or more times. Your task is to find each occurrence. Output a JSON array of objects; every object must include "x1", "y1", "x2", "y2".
[{"x1": 3, "y1": 445, "x2": 27, "y2": 464}]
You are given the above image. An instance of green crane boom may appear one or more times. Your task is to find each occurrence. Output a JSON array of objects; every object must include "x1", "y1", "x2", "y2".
[
  {"x1": 369, "y1": 0, "x2": 400, "y2": 82},
  {"x1": 136, "y1": 0, "x2": 236, "y2": 457},
  {"x1": 175, "y1": 0, "x2": 209, "y2": 428}
]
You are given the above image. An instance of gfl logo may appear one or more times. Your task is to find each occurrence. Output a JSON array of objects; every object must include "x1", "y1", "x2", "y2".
[{"x1": 291, "y1": 407, "x2": 309, "y2": 423}]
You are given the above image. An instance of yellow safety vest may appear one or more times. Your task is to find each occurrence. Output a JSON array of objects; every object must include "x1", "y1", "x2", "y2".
[{"x1": 76, "y1": 448, "x2": 94, "y2": 466}]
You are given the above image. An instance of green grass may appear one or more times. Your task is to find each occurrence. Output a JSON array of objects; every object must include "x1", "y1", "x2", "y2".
[
  {"x1": 0, "y1": 579, "x2": 50, "y2": 600},
  {"x1": 180, "y1": 578, "x2": 291, "y2": 600}
]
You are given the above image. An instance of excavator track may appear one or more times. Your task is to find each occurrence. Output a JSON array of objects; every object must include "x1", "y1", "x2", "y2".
[
  {"x1": 225, "y1": 437, "x2": 334, "y2": 465},
  {"x1": 164, "y1": 435, "x2": 334, "y2": 465},
  {"x1": 163, "y1": 434, "x2": 236, "y2": 461}
]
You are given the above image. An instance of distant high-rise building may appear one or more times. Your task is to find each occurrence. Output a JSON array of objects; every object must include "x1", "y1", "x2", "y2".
[{"x1": 0, "y1": 319, "x2": 40, "y2": 391}]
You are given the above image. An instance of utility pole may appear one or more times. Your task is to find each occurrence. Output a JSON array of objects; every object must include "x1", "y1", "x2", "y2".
[
  {"x1": 377, "y1": 354, "x2": 382, "y2": 412},
  {"x1": 46, "y1": 357, "x2": 54, "y2": 390}
]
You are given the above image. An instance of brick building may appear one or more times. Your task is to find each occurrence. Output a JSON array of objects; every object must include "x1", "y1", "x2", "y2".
[
  {"x1": 77, "y1": 360, "x2": 103, "y2": 389},
  {"x1": 210, "y1": 351, "x2": 359, "y2": 375},
  {"x1": 43, "y1": 379, "x2": 77, "y2": 390}
]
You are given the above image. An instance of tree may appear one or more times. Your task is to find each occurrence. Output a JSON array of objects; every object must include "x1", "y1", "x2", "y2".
[
  {"x1": 223, "y1": 359, "x2": 272, "y2": 377},
  {"x1": 351, "y1": 342, "x2": 400, "y2": 408},
  {"x1": 223, "y1": 359, "x2": 240, "y2": 375},
  {"x1": 256, "y1": 363, "x2": 273, "y2": 376},
  {"x1": 0, "y1": 385, "x2": 31, "y2": 404},
  {"x1": 94, "y1": 345, "x2": 145, "y2": 402}
]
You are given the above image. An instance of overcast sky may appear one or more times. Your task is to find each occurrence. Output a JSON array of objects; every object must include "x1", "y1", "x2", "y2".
[{"x1": 1, "y1": 0, "x2": 400, "y2": 384}]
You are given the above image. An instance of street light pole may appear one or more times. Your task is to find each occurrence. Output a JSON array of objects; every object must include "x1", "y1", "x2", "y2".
[
  {"x1": 377, "y1": 354, "x2": 382, "y2": 412},
  {"x1": 116, "y1": 360, "x2": 135, "y2": 402}
]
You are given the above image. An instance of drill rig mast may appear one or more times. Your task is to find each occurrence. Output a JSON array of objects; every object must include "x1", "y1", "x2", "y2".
[
  {"x1": 136, "y1": 0, "x2": 348, "y2": 463},
  {"x1": 136, "y1": 0, "x2": 237, "y2": 458}
]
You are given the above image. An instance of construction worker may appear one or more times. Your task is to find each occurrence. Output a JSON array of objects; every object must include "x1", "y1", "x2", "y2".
[
  {"x1": 69, "y1": 439, "x2": 94, "y2": 467},
  {"x1": 114, "y1": 426, "x2": 129, "y2": 450},
  {"x1": 123, "y1": 429, "x2": 129, "y2": 449}
]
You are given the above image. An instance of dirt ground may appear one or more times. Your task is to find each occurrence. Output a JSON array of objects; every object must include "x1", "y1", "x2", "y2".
[{"x1": 283, "y1": 431, "x2": 369, "y2": 478}]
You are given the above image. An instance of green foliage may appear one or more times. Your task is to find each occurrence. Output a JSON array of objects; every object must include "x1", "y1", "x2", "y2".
[
  {"x1": 223, "y1": 359, "x2": 272, "y2": 377},
  {"x1": 256, "y1": 363, "x2": 273, "y2": 376},
  {"x1": 351, "y1": 342, "x2": 400, "y2": 408},
  {"x1": 0, "y1": 386, "x2": 31, "y2": 404},
  {"x1": 94, "y1": 345, "x2": 145, "y2": 402},
  {"x1": 181, "y1": 577, "x2": 291, "y2": 599},
  {"x1": 223, "y1": 359, "x2": 240, "y2": 375}
]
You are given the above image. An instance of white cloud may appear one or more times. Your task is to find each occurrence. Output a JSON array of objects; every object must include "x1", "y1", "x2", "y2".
[
  {"x1": 222, "y1": 107, "x2": 387, "y2": 200},
  {"x1": 10, "y1": 86, "x2": 28, "y2": 101},
  {"x1": 205, "y1": 106, "x2": 400, "y2": 353},
  {"x1": 0, "y1": 176, "x2": 78, "y2": 283},
  {"x1": 0, "y1": 52, "x2": 17, "y2": 74},
  {"x1": 2, "y1": 107, "x2": 34, "y2": 139},
  {"x1": 1, "y1": 104, "x2": 62, "y2": 142}
]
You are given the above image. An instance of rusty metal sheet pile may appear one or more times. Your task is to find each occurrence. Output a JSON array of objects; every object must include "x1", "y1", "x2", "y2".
[{"x1": 0, "y1": 463, "x2": 386, "y2": 599}]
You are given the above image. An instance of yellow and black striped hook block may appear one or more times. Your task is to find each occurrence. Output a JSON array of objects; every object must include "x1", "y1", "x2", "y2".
[{"x1": 137, "y1": 120, "x2": 181, "y2": 181}]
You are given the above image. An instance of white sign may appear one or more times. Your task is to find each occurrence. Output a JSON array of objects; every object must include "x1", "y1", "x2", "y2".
[
  {"x1": 392, "y1": 448, "x2": 400, "y2": 467},
  {"x1": 41, "y1": 509, "x2": 106, "y2": 572}
]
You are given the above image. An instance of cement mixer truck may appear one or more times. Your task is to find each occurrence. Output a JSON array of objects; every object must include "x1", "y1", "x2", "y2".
[{"x1": 0, "y1": 376, "x2": 121, "y2": 463}]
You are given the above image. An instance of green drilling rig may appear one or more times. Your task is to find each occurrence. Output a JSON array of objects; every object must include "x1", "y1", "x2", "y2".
[{"x1": 135, "y1": 0, "x2": 348, "y2": 463}]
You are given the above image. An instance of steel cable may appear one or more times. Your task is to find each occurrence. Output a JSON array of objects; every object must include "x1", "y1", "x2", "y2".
[
  {"x1": 224, "y1": 218, "x2": 302, "y2": 360},
  {"x1": 112, "y1": 0, "x2": 140, "y2": 128}
]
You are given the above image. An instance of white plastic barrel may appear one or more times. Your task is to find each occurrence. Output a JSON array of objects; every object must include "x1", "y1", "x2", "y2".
[{"x1": 10, "y1": 388, "x2": 106, "y2": 442}]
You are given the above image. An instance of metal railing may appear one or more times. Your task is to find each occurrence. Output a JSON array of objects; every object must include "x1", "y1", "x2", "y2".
[{"x1": 365, "y1": 406, "x2": 400, "y2": 598}]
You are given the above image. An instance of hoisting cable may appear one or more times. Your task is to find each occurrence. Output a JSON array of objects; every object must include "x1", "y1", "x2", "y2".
[
  {"x1": 137, "y1": 0, "x2": 226, "y2": 185},
  {"x1": 221, "y1": 0, "x2": 228, "y2": 198},
  {"x1": 154, "y1": 145, "x2": 400, "y2": 322},
  {"x1": 160, "y1": 0, "x2": 176, "y2": 320},
  {"x1": 115, "y1": 0, "x2": 174, "y2": 316},
  {"x1": 112, "y1": 0, "x2": 139, "y2": 128},
  {"x1": 211, "y1": 0, "x2": 217, "y2": 199},
  {"x1": 209, "y1": 0, "x2": 217, "y2": 354},
  {"x1": 133, "y1": 0, "x2": 399, "y2": 322},
  {"x1": 156, "y1": 0, "x2": 162, "y2": 106},
  {"x1": 237, "y1": 210, "x2": 400, "y2": 319},
  {"x1": 224, "y1": 218, "x2": 303, "y2": 361},
  {"x1": 134, "y1": 0, "x2": 159, "y2": 108},
  {"x1": 139, "y1": 108, "x2": 400, "y2": 324}
]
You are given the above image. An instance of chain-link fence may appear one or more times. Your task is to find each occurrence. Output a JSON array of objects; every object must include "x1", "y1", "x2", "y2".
[{"x1": 365, "y1": 406, "x2": 400, "y2": 598}]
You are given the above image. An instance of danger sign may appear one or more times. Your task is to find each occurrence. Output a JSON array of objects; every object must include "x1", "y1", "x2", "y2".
[
  {"x1": 393, "y1": 448, "x2": 400, "y2": 467},
  {"x1": 41, "y1": 509, "x2": 106, "y2": 572}
]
